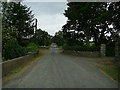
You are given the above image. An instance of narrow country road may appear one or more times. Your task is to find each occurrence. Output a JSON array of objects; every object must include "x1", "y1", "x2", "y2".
[{"x1": 3, "y1": 48, "x2": 118, "y2": 88}]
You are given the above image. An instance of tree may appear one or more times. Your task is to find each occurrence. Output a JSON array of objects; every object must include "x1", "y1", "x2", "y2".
[
  {"x1": 2, "y1": 2, "x2": 35, "y2": 46},
  {"x1": 33, "y1": 29, "x2": 52, "y2": 46},
  {"x1": 2, "y1": 1, "x2": 35, "y2": 60},
  {"x1": 62, "y1": 2, "x2": 120, "y2": 46},
  {"x1": 63, "y1": 2, "x2": 94, "y2": 46},
  {"x1": 52, "y1": 31, "x2": 64, "y2": 46}
]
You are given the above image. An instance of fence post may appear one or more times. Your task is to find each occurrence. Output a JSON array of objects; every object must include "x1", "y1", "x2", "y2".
[{"x1": 100, "y1": 44, "x2": 106, "y2": 57}]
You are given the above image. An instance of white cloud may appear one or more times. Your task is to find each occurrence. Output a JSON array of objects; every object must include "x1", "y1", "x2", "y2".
[
  {"x1": 36, "y1": 14, "x2": 67, "y2": 36},
  {"x1": 23, "y1": 2, "x2": 67, "y2": 36}
]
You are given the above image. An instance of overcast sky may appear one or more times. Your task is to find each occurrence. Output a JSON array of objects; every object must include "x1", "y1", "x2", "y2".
[{"x1": 23, "y1": 2, "x2": 67, "y2": 36}]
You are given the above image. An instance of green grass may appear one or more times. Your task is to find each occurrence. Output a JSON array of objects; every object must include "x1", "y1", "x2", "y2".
[
  {"x1": 60, "y1": 52, "x2": 75, "y2": 57},
  {"x1": 96, "y1": 60, "x2": 120, "y2": 82},
  {"x1": 4, "y1": 64, "x2": 25, "y2": 76},
  {"x1": 101, "y1": 65, "x2": 120, "y2": 82}
]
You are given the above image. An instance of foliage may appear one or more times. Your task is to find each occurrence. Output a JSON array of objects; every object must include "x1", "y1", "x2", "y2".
[
  {"x1": 2, "y1": 23, "x2": 27, "y2": 60},
  {"x1": 61, "y1": 2, "x2": 120, "y2": 57},
  {"x1": 106, "y1": 44, "x2": 115, "y2": 57},
  {"x1": 2, "y1": 2, "x2": 36, "y2": 61},
  {"x1": 26, "y1": 43, "x2": 39, "y2": 53},
  {"x1": 2, "y1": 2, "x2": 52, "y2": 61},
  {"x1": 2, "y1": 2, "x2": 35, "y2": 46},
  {"x1": 52, "y1": 31, "x2": 64, "y2": 46},
  {"x1": 33, "y1": 29, "x2": 52, "y2": 46},
  {"x1": 2, "y1": 38, "x2": 27, "y2": 60},
  {"x1": 62, "y1": 2, "x2": 120, "y2": 46}
]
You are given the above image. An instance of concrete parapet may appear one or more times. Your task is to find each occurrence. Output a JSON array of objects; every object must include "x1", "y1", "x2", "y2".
[{"x1": 1, "y1": 53, "x2": 36, "y2": 76}]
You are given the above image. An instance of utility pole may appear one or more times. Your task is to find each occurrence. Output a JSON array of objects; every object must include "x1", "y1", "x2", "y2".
[{"x1": 35, "y1": 18, "x2": 38, "y2": 31}]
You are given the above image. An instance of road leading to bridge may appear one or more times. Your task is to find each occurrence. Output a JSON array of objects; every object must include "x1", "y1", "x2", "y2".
[{"x1": 3, "y1": 48, "x2": 118, "y2": 88}]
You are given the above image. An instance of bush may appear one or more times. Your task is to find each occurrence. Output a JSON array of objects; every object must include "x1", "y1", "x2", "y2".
[
  {"x1": 26, "y1": 43, "x2": 39, "y2": 54},
  {"x1": 3, "y1": 38, "x2": 27, "y2": 61},
  {"x1": 106, "y1": 46, "x2": 115, "y2": 57}
]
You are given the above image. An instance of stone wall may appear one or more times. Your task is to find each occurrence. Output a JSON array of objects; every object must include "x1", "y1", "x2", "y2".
[
  {"x1": 1, "y1": 53, "x2": 37, "y2": 76},
  {"x1": 63, "y1": 44, "x2": 107, "y2": 57},
  {"x1": 100, "y1": 44, "x2": 106, "y2": 57},
  {"x1": 63, "y1": 50, "x2": 100, "y2": 57}
]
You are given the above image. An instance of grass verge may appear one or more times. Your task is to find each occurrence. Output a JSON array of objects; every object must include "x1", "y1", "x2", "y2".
[
  {"x1": 60, "y1": 51, "x2": 79, "y2": 57},
  {"x1": 101, "y1": 65, "x2": 120, "y2": 82},
  {"x1": 60, "y1": 52, "x2": 71, "y2": 56},
  {"x1": 95, "y1": 60, "x2": 120, "y2": 82}
]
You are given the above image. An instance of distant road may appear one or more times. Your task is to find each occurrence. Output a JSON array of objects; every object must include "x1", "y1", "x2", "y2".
[{"x1": 3, "y1": 48, "x2": 118, "y2": 88}]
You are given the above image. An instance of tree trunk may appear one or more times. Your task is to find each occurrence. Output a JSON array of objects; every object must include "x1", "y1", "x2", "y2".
[{"x1": 85, "y1": 30, "x2": 90, "y2": 46}]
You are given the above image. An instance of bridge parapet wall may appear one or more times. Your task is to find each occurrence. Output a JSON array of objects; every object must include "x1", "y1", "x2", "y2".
[{"x1": 1, "y1": 53, "x2": 36, "y2": 76}]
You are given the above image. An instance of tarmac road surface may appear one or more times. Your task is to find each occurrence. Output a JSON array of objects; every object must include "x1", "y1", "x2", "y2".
[{"x1": 3, "y1": 48, "x2": 118, "y2": 88}]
